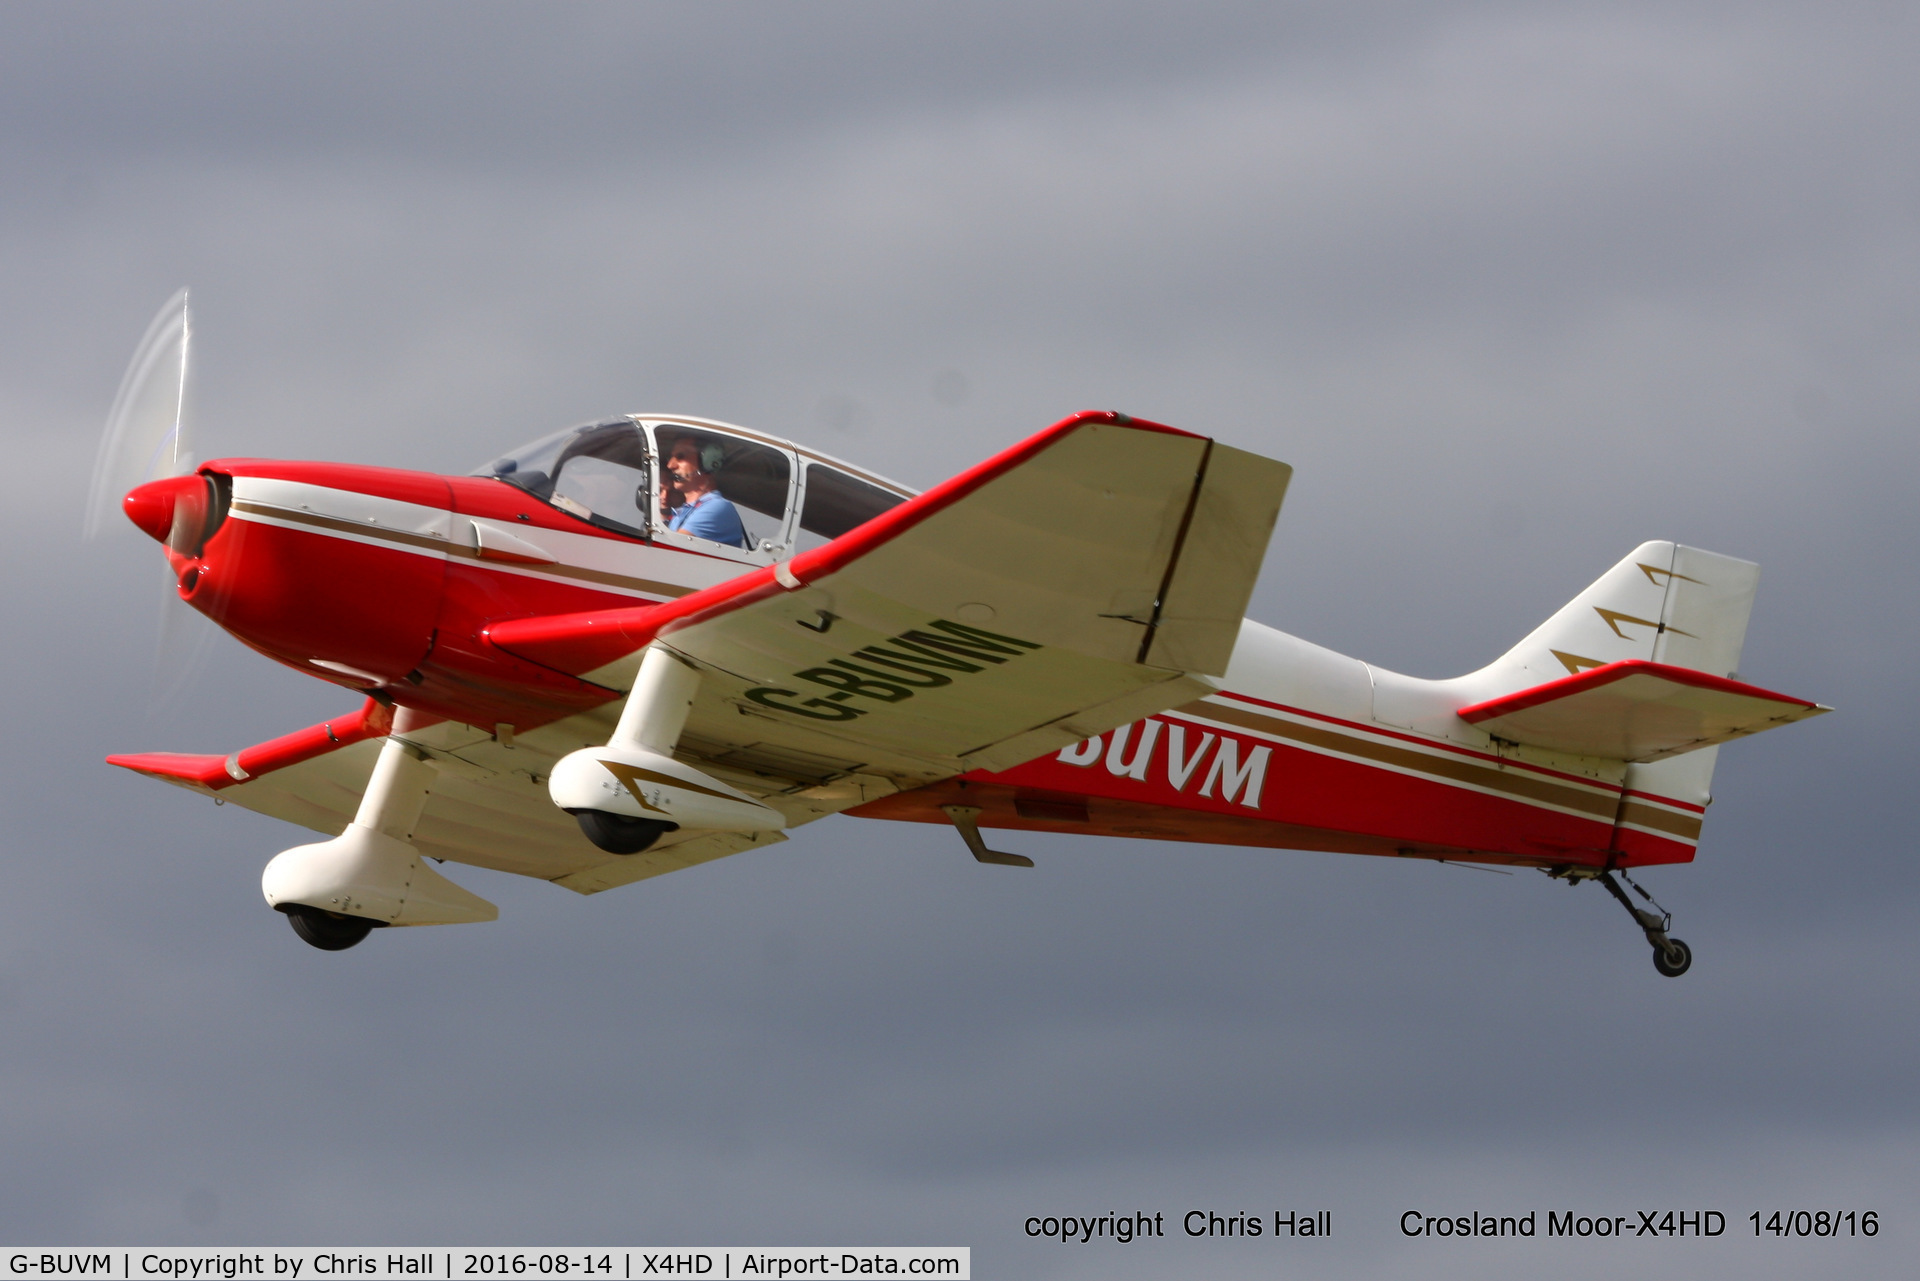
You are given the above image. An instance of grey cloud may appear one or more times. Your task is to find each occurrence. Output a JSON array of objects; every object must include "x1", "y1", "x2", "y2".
[{"x1": 0, "y1": 2, "x2": 1914, "y2": 1272}]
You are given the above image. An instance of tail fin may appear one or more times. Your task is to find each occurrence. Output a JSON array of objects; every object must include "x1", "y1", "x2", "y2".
[
  {"x1": 1495, "y1": 541, "x2": 1760, "y2": 685},
  {"x1": 1366, "y1": 540, "x2": 1813, "y2": 865},
  {"x1": 1483, "y1": 542, "x2": 1792, "y2": 866}
]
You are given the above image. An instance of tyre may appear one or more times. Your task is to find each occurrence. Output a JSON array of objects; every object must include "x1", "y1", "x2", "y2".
[
  {"x1": 1652, "y1": 938, "x2": 1692, "y2": 978},
  {"x1": 572, "y1": 810, "x2": 677, "y2": 854},
  {"x1": 283, "y1": 904, "x2": 376, "y2": 951}
]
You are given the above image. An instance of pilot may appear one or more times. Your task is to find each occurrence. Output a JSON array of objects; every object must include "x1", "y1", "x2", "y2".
[{"x1": 659, "y1": 433, "x2": 749, "y2": 548}]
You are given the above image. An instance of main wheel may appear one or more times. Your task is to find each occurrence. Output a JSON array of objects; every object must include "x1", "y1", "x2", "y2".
[
  {"x1": 572, "y1": 810, "x2": 677, "y2": 854},
  {"x1": 1652, "y1": 937, "x2": 1692, "y2": 978},
  {"x1": 283, "y1": 904, "x2": 376, "y2": 951}
]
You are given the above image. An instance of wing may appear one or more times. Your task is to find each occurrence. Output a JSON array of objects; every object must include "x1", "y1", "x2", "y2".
[
  {"x1": 489, "y1": 411, "x2": 1293, "y2": 777},
  {"x1": 1457, "y1": 659, "x2": 1829, "y2": 761},
  {"x1": 108, "y1": 702, "x2": 870, "y2": 894}
]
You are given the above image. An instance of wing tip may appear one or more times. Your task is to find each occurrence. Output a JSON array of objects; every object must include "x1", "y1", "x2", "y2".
[{"x1": 106, "y1": 752, "x2": 228, "y2": 791}]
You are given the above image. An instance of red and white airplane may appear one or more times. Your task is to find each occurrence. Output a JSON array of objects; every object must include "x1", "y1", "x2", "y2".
[{"x1": 95, "y1": 294, "x2": 1827, "y2": 972}]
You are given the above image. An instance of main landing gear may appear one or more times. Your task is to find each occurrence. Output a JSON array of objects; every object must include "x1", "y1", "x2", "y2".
[
  {"x1": 261, "y1": 715, "x2": 499, "y2": 951},
  {"x1": 1549, "y1": 866, "x2": 1692, "y2": 978},
  {"x1": 548, "y1": 644, "x2": 780, "y2": 855}
]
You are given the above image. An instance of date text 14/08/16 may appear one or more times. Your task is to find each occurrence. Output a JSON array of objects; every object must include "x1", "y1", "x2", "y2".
[{"x1": 1752, "y1": 1211, "x2": 1878, "y2": 1238}]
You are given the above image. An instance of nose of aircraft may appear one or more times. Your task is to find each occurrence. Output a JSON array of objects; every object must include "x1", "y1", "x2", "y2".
[{"x1": 123, "y1": 475, "x2": 204, "y2": 544}]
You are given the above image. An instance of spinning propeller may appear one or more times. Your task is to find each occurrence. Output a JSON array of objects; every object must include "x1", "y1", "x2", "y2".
[
  {"x1": 86, "y1": 289, "x2": 221, "y2": 703},
  {"x1": 86, "y1": 288, "x2": 193, "y2": 540}
]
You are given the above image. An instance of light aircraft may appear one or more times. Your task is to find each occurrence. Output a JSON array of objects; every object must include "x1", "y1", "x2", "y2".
[{"x1": 93, "y1": 293, "x2": 1827, "y2": 973}]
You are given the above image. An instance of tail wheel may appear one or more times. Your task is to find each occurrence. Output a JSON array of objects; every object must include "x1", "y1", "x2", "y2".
[
  {"x1": 1652, "y1": 938, "x2": 1692, "y2": 978},
  {"x1": 282, "y1": 904, "x2": 377, "y2": 951}
]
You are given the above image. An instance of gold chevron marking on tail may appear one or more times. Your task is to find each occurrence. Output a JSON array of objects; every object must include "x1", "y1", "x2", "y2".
[
  {"x1": 1551, "y1": 649, "x2": 1607, "y2": 675},
  {"x1": 1637, "y1": 562, "x2": 1705, "y2": 588},
  {"x1": 598, "y1": 760, "x2": 743, "y2": 813},
  {"x1": 1594, "y1": 607, "x2": 1695, "y2": 641}
]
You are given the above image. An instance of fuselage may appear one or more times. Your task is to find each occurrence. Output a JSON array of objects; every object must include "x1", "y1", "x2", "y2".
[
  {"x1": 126, "y1": 415, "x2": 1700, "y2": 873},
  {"x1": 874, "y1": 624, "x2": 1700, "y2": 869}
]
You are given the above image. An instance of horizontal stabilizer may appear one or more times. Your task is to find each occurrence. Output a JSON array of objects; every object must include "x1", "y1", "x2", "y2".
[{"x1": 1457, "y1": 660, "x2": 1828, "y2": 762}]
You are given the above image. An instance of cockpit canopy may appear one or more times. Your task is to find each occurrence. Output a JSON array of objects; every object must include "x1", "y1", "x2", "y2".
[{"x1": 475, "y1": 416, "x2": 912, "y2": 561}]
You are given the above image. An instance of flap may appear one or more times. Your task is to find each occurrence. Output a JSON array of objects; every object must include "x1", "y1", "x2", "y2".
[
  {"x1": 1457, "y1": 659, "x2": 1829, "y2": 762},
  {"x1": 1142, "y1": 441, "x2": 1291, "y2": 672}
]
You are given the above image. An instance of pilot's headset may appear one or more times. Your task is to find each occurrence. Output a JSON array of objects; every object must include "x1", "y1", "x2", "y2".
[{"x1": 696, "y1": 440, "x2": 727, "y2": 474}]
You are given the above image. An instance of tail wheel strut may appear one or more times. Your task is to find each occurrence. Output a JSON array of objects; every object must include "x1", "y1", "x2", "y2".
[{"x1": 1594, "y1": 869, "x2": 1692, "y2": 978}]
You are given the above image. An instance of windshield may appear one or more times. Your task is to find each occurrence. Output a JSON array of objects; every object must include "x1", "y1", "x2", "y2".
[{"x1": 476, "y1": 418, "x2": 652, "y2": 537}]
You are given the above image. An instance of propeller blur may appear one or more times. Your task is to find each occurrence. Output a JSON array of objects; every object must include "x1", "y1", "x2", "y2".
[{"x1": 87, "y1": 289, "x2": 192, "y2": 540}]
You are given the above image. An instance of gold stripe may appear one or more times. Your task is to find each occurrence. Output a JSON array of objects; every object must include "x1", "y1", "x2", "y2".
[
  {"x1": 1176, "y1": 700, "x2": 1620, "y2": 821},
  {"x1": 1637, "y1": 563, "x2": 1704, "y2": 587},
  {"x1": 1551, "y1": 649, "x2": 1605, "y2": 675},
  {"x1": 1616, "y1": 799, "x2": 1703, "y2": 841},
  {"x1": 232, "y1": 500, "x2": 694, "y2": 599},
  {"x1": 1595, "y1": 606, "x2": 1694, "y2": 640}
]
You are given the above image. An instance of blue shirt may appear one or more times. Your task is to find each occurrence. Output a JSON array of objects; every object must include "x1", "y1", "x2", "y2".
[{"x1": 666, "y1": 489, "x2": 749, "y2": 548}]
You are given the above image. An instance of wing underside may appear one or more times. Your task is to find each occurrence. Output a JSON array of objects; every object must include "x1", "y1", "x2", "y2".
[{"x1": 112, "y1": 709, "x2": 891, "y2": 893}]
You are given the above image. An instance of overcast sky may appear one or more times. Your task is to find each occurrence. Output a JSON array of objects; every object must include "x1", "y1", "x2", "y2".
[{"x1": 2, "y1": 3, "x2": 1914, "y2": 1276}]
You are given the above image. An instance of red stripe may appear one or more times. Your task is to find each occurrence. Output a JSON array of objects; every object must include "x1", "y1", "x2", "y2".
[
  {"x1": 485, "y1": 608, "x2": 663, "y2": 677},
  {"x1": 1623, "y1": 788, "x2": 1707, "y2": 815},
  {"x1": 1609, "y1": 826, "x2": 1696, "y2": 867},
  {"x1": 107, "y1": 697, "x2": 397, "y2": 791}
]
